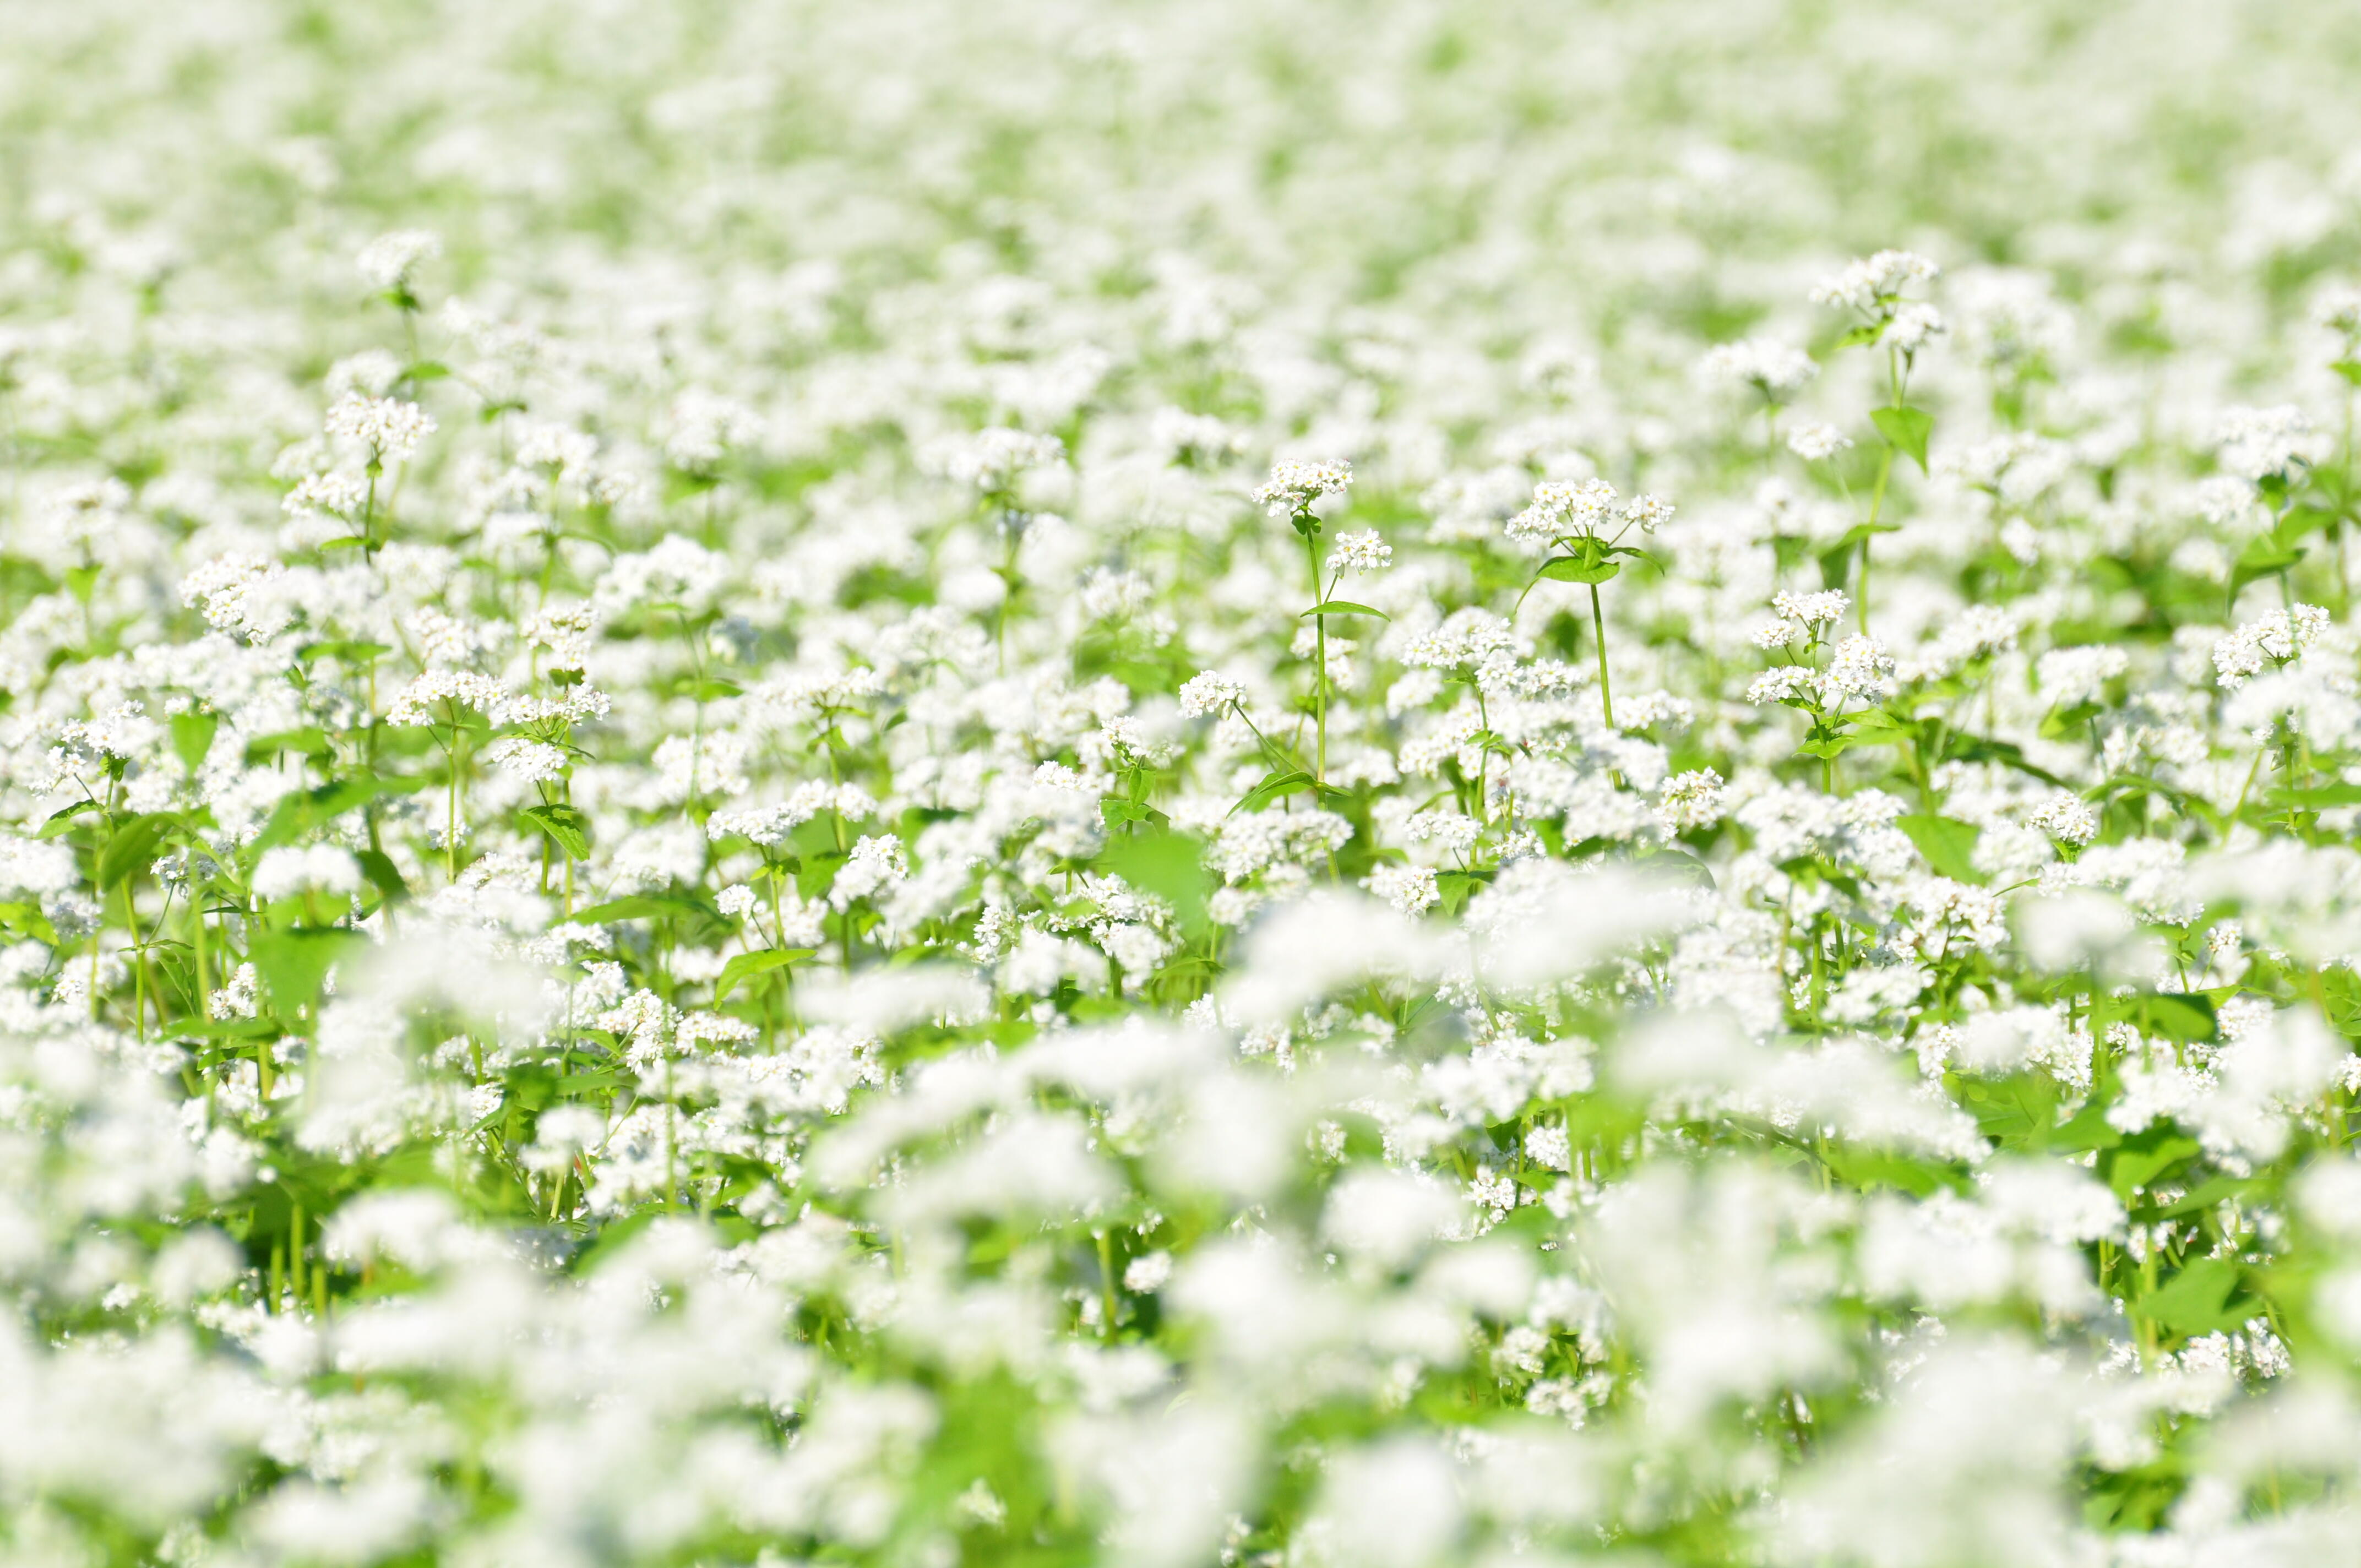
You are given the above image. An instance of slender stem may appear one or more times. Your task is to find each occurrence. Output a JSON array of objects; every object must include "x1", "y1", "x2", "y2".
[
  {"x1": 1303, "y1": 523, "x2": 1327, "y2": 782},
  {"x1": 1859, "y1": 449, "x2": 1892, "y2": 636},
  {"x1": 1588, "y1": 582, "x2": 1614, "y2": 730},
  {"x1": 1474, "y1": 684, "x2": 1492, "y2": 825}
]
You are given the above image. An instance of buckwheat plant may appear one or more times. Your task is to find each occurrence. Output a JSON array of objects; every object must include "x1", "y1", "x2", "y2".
[{"x1": 18, "y1": 5, "x2": 2361, "y2": 1568}]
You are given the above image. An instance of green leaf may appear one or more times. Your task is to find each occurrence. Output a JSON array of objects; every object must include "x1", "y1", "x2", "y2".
[
  {"x1": 1895, "y1": 814, "x2": 1983, "y2": 883},
  {"x1": 248, "y1": 928, "x2": 363, "y2": 1015},
  {"x1": 243, "y1": 727, "x2": 334, "y2": 765},
  {"x1": 1869, "y1": 405, "x2": 1935, "y2": 472},
  {"x1": 356, "y1": 849, "x2": 410, "y2": 906},
  {"x1": 1094, "y1": 830, "x2": 1212, "y2": 937},
  {"x1": 170, "y1": 709, "x2": 219, "y2": 772},
  {"x1": 521, "y1": 803, "x2": 593, "y2": 860},
  {"x1": 295, "y1": 640, "x2": 391, "y2": 666},
  {"x1": 2333, "y1": 359, "x2": 2361, "y2": 388},
  {"x1": 97, "y1": 813, "x2": 180, "y2": 889},
  {"x1": 2135, "y1": 1257, "x2": 2253, "y2": 1337},
  {"x1": 1534, "y1": 556, "x2": 1619, "y2": 586},
  {"x1": 1435, "y1": 867, "x2": 1493, "y2": 917},
  {"x1": 2264, "y1": 781, "x2": 2361, "y2": 809},
  {"x1": 2230, "y1": 531, "x2": 2305, "y2": 602},
  {"x1": 254, "y1": 773, "x2": 415, "y2": 851},
  {"x1": 1844, "y1": 709, "x2": 1913, "y2": 745},
  {"x1": 1099, "y1": 797, "x2": 1168, "y2": 829},
  {"x1": 36, "y1": 799, "x2": 102, "y2": 839},
  {"x1": 402, "y1": 360, "x2": 451, "y2": 382},
  {"x1": 569, "y1": 895, "x2": 677, "y2": 925},
  {"x1": 2133, "y1": 993, "x2": 2217, "y2": 1044},
  {"x1": 715, "y1": 947, "x2": 815, "y2": 1003},
  {"x1": 2050, "y1": 1101, "x2": 2123, "y2": 1153},
  {"x1": 1231, "y1": 769, "x2": 1316, "y2": 815},
  {"x1": 1299, "y1": 601, "x2": 1391, "y2": 620},
  {"x1": 1833, "y1": 323, "x2": 1885, "y2": 349},
  {"x1": 64, "y1": 564, "x2": 102, "y2": 604},
  {"x1": 2106, "y1": 1131, "x2": 2201, "y2": 1200}
]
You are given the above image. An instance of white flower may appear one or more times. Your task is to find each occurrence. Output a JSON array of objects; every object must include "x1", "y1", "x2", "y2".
[
  {"x1": 1810, "y1": 248, "x2": 1940, "y2": 311},
  {"x1": 939, "y1": 426, "x2": 1067, "y2": 492},
  {"x1": 1508, "y1": 477, "x2": 1619, "y2": 543},
  {"x1": 252, "y1": 845, "x2": 362, "y2": 901},
  {"x1": 1252, "y1": 458, "x2": 1352, "y2": 517},
  {"x1": 1178, "y1": 672, "x2": 1247, "y2": 717},
  {"x1": 356, "y1": 229, "x2": 440, "y2": 292},
  {"x1": 1702, "y1": 337, "x2": 1819, "y2": 397},
  {"x1": 324, "y1": 392, "x2": 436, "y2": 463},
  {"x1": 1326, "y1": 529, "x2": 1392, "y2": 575},
  {"x1": 2028, "y1": 793, "x2": 2099, "y2": 848},
  {"x1": 1656, "y1": 769, "x2": 1726, "y2": 833},
  {"x1": 2214, "y1": 405, "x2": 2324, "y2": 483}
]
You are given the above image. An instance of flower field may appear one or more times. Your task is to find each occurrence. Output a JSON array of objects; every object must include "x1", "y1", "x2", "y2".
[{"x1": 14, "y1": 1, "x2": 2361, "y2": 1564}]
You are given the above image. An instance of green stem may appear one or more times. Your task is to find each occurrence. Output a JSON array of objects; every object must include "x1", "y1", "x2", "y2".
[
  {"x1": 1303, "y1": 522, "x2": 1328, "y2": 782},
  {"x1": 1589, "y1": 582, "x2": 1614, "y2": 730},
  {"x1": 1859, "y1": 448, "x2": 1892, "y2": 636}
]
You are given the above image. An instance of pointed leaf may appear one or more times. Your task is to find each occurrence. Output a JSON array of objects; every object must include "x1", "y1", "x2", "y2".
[
  {"x1": 171, "y1": 710, "x2": 219, "y2": 773},
  {"x1": 521, "y1": 803, "x2": 593, "y2": 860},
  {"x1": 1299, "y1": 601, "x2": 1391, "y2": 620},
  {"x1": 715, "y1": 947, "x2": 815, "y2": 1003},
  {"x1": 1870, "y1": 405, "x2": 1935, "y2": 472},
  {"x1": 249, "y1": 928, "x2": 363, "y2": 1015},
  {"x1": 1895, "y1": 813, "x2": 1983, "y2": 883},
  {"x1": 1534, "y1": 556, "x2": 1620, "y2": 585},
  {"x1": 97, "y1": 813, "x2": 181, "y2": 889},
  {"x1": 1231, "y1": 769, "x2": 1316, "y2": 815}
]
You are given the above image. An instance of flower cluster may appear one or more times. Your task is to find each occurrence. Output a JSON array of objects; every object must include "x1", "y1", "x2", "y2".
[{"x1": 10, "y1": 7, "x2": 2361, "y2": 1568}]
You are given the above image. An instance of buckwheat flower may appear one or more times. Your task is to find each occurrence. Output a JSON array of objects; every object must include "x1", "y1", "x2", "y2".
[
  {"x1": 1701, "y1": 337, "x2": 1819, "y2": 399},
  {"x1": 481, "y1": 737, "x2": 567, "y2": 783},
  {"x1": 1623, "y1": 493, "x2": 1675, "y2": 532},
  {"x1": 1326, "y1": 529, "x2": 1392, "y2": 575},
  {"x1": 1819, "y1": 635, "x2": 1894, "y2": 702},
  {"x1": 387, "y1": 669, "x2": 510, "y2": 725},
  {"x1": 2188, "y1": 474, "x2": 2258, "y2": 525},
  {"x1": 715, "y1": 884, "x2": 760, "y2": 919},
  {"x1": 1151, "y1": 407, "x2": 1246, "y2": 462},
  {"x1": 1772, "y1": 589, "x2": 1851, "y2": 628},
  {"x1": 1178, "y1": 672, "x2": 1246, "y2": 717},
  {"x1": 1656, "y1": 769, "x2": 1727, "y2": 833},
  {"x1": 252, "y1": 845, "x2": 362, "y2": 901},
  {"x1": 513, "y1": 421, "x2": 598, "y2": 476},
  {"x1": 2028, "y1": 793, "x2": 2099, "y2": 849},
  {"x1": 282, "y1": 472, "x2": 366, "y2": 519},
  {"x1": 1886, "y1": 302, "x2": 1948, "y2": 354},
  {"x1": 1123, "y1": 1250, "x2": 1175, "y2": 1292},
  {"x1": 2037, "y1": 644, "x2": 2130, "y2": 704},
  {"x1": 179, "y1": 553, "x2": 298, "y2": 641},
  {"x1": 2214, "y1": 405, "x2": 2324, "y2": 482},
  {"x1": 1787, "y1": 424, "x2": 1853, "y2": 461},
  {"x1": 1252, "y1": 458, "x2": 1352, "y2": 517},
  {"x1": 324, "y1": 391, "x2": 435, "y2": 464},
  {"x1": 652, "y1": 730, "x2": 750, "y2": 802},
  {"x1": 1747, "y1": 665, "x2": 1821, "y2": 706},
  {"x1": 1364, "y1": 863, "x2": 1440, "y2": 916},
  {"x1": 1508, "y1": 477, "x2": 1618, "y2": 544},
  {"x1": 356, "y1": 228, "x2": 439, "y2": 293},
  {"x1": 1810, "y1": 248, "x2": 1941, "y2": 311},
  {"x1": 2214, "y1": 603, "x2": 2332, "y2": 687},
  {"x1": 830, "y1": 834, "x2": 909, "y2": 910},
  {"x1": 662, "y1": 388, "x2": 764, "y2": 470},
  {"x1": 940, "y1": 426, "x2": 1067, "y2": 492},
  {"x1": 324, "y1": 349, "x2": 404, "y2": 399}
]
